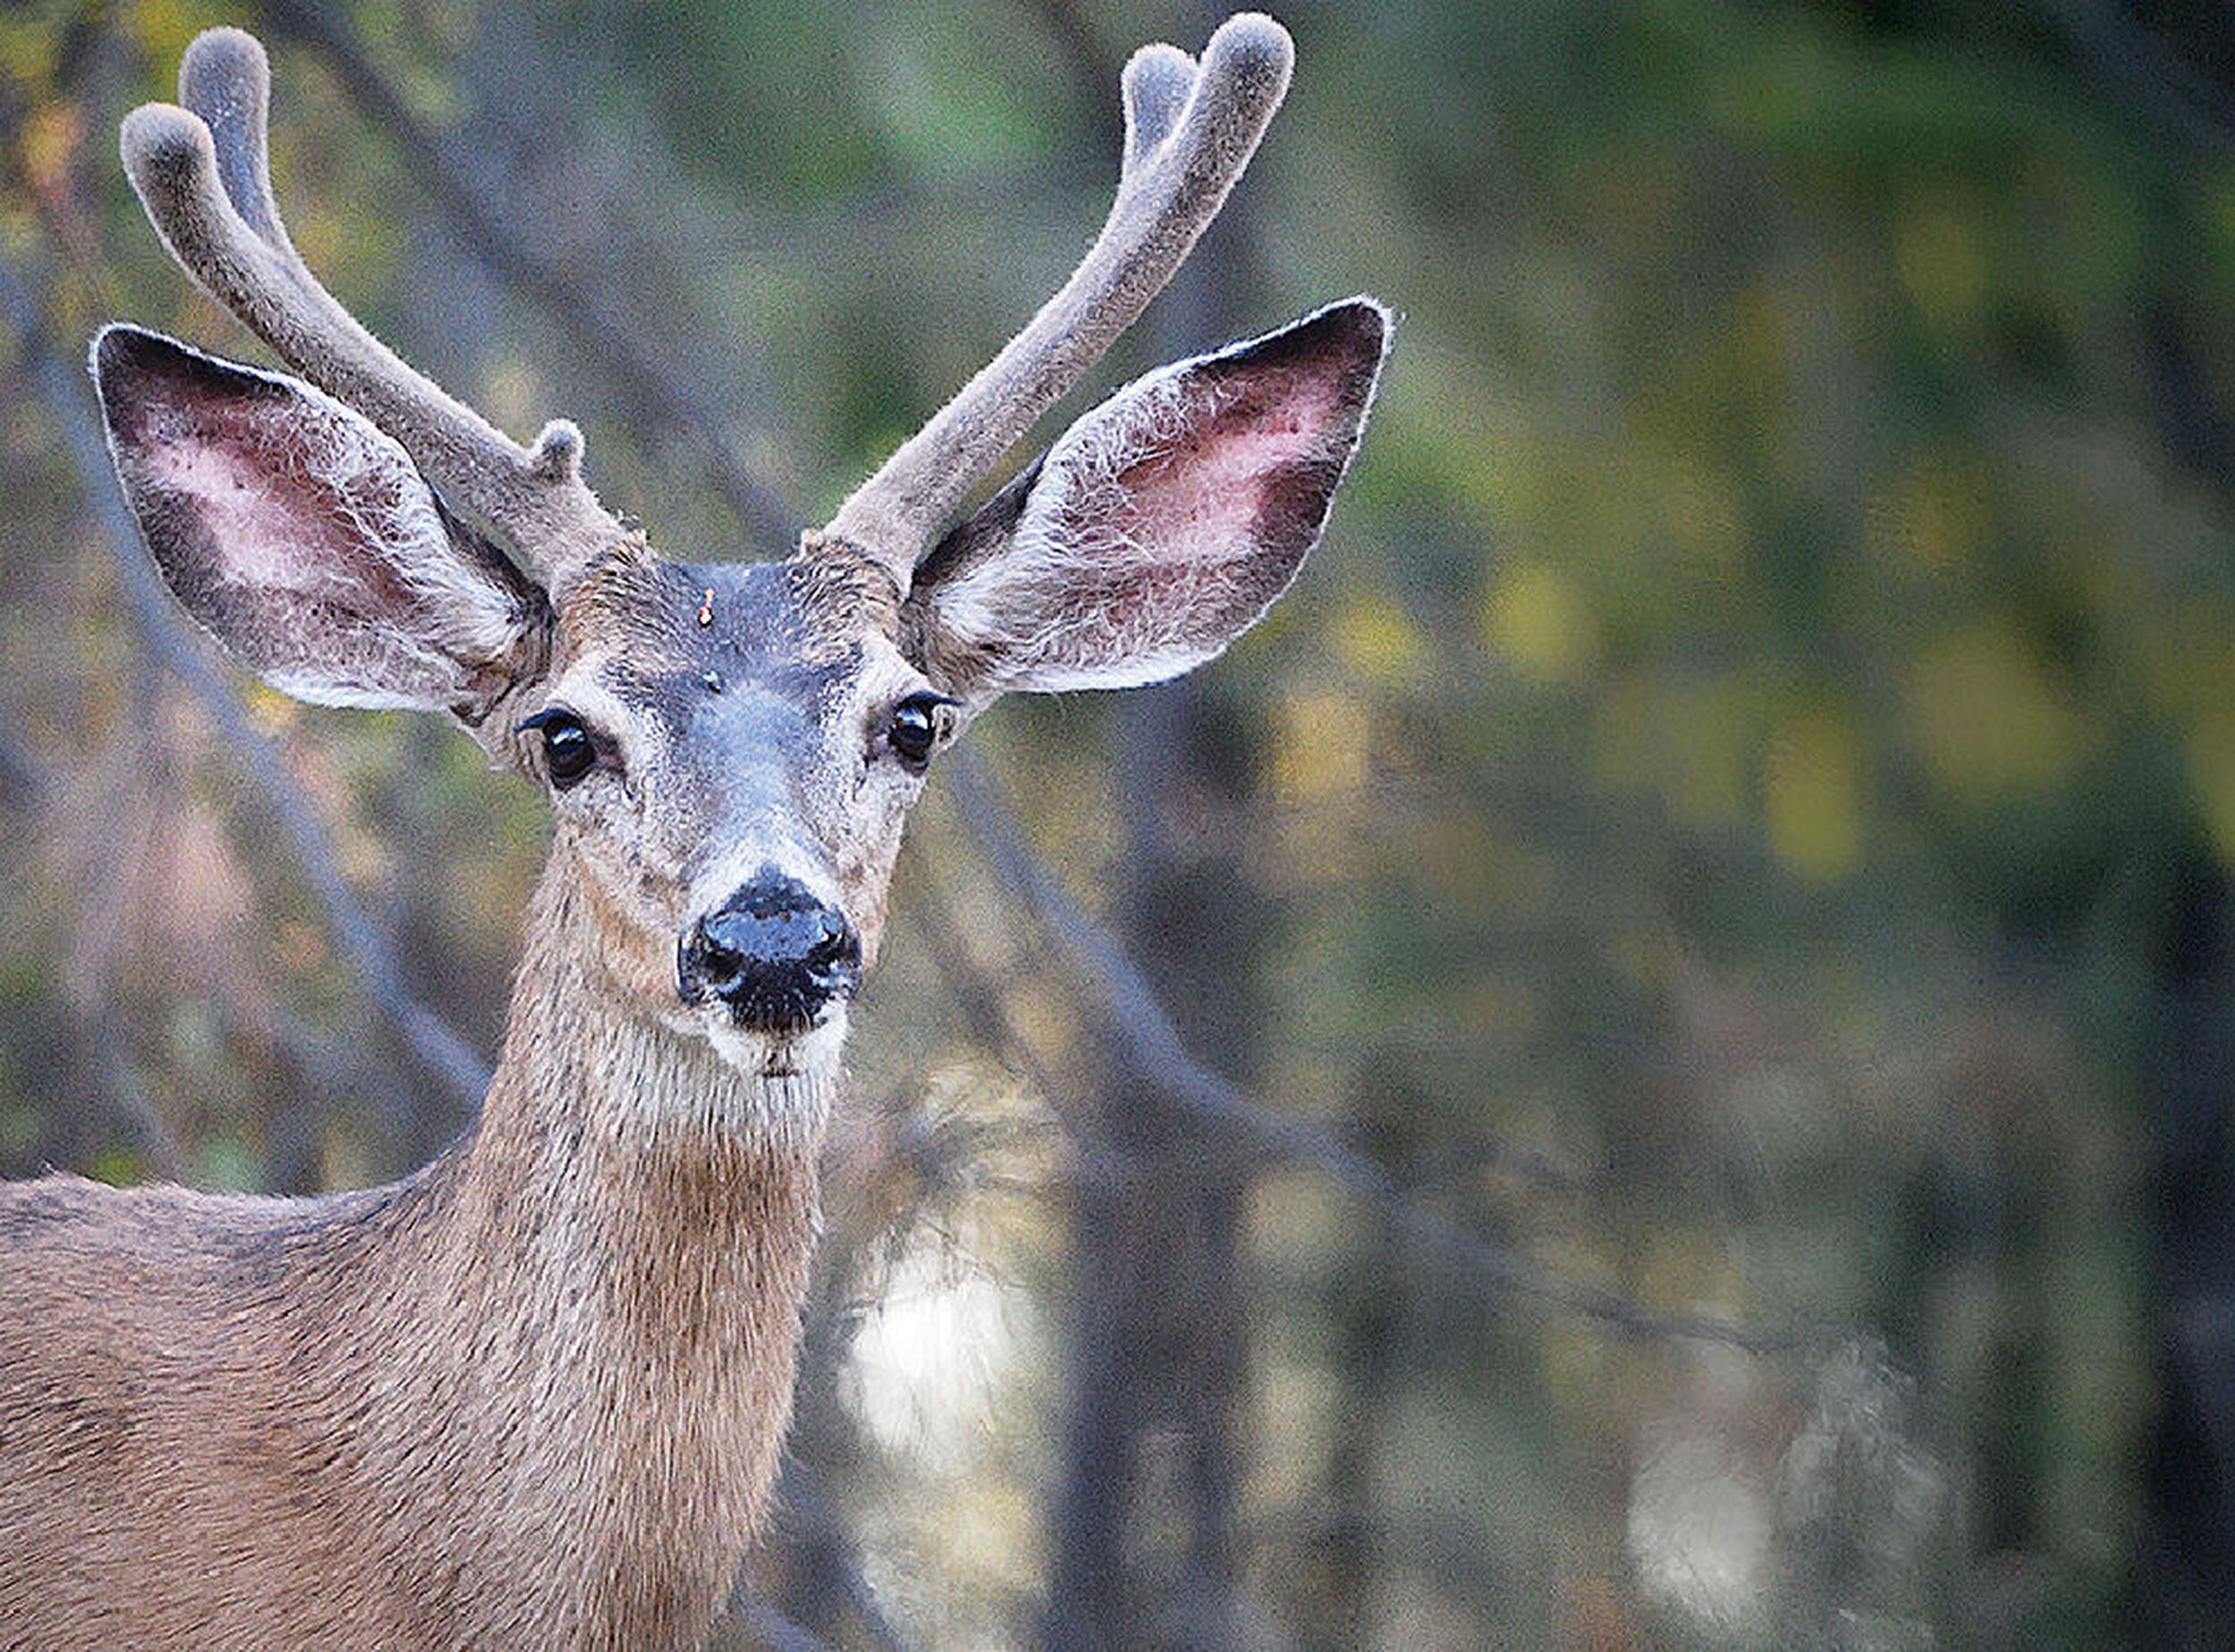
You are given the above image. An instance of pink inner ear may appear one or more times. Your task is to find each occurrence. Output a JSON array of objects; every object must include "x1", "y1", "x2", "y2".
[
  {"x1": 915, "y1": 299, "x2": 1384, "y2": 695},
  {"x1": 99, "y1": 332, "x2": 537, "y2": 712},
  {"x1": 1094, "y1": 367, "x2": 1345, "y2": 569},
  {"x1": 1012, "y1": 364, "x2": 1349, "y2": 677},
  {"x1": 144, "y1": 395, "x2": 424, "y2": 614}
]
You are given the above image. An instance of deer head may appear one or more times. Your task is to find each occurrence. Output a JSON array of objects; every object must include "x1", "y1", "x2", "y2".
[{"x1": 94, "y1": 18, "x2": 1387, "y2": 1090}]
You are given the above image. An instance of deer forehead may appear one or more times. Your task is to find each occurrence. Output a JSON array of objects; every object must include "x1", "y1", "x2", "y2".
[{"x1": 539, "y1": 545, "x2": 915, "y2": 773}]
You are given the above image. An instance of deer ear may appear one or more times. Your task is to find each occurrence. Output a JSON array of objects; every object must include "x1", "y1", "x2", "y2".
[
  {"x1": 92, "y1": 326, "x2": 548, "y2": 723},
  {"x1": 901, "y1": 299, "x2": 1388, "y2": 701}
]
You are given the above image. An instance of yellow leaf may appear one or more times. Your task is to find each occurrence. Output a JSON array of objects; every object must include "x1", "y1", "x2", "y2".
[
  {"x1": 1905, "y1": 622, "x2": 2084, "y2": 800},
  {"x1": 2188, "y1": 709, "x2": 2235, "y2": 866},
  {"x1": 1329, "y1": 590, "x2": 1425, "y2": 680},
  {"x1": 1270, "y1": 687, "x2": 1371, "y2": 808},
  {"x1": 1896, "y1": 193, "x2": 1988, "y2": 332},
  {"x1": 1865, "y1": 455, "x2": 1991, "y2": 574},
  {"x1": 1485, "y1": 562, "x2": 1598, "y2": 683},
  {"x1": 1763, "y1": 709, "x2": 1864, "y2": 881}
]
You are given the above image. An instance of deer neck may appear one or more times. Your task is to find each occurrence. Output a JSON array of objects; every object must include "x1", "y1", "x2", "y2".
[
  {"x1": 352, "y1": 850, "x2": 832, "y2": 1631},
  {"x1": 445, "y1": 841, "x2": 832, "y2": 1407},
  {"x1": 477, "y1": 844, "x2": 840, "y2": 1156}
]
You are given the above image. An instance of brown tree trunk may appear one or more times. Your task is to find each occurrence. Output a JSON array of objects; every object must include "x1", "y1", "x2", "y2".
[{"x1": 1045, "y1": 161, "x2": 1268, "y2": 1642}]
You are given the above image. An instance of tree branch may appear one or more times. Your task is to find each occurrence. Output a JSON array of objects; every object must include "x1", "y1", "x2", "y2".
[
  {"x1": 0, "y1": 252, "x2": 491, "y2": 1122},
  {"x1": 943, "y1": 751, "x2": 1806, "y2": 1356},
  {"x1": 732, "y1": 1465, "x2": 910, "y2": 1652},
  {"x1": 252, "y1": 0, "x2": 799, "y2": 548},
  {"x1": 77, "y1": 1009, "x2": 188, "y2": 1184},
  {"x1": 730, "y1": 1595, "x2": 839, "y2": 1652},
  {"x1": 0, "y1": 702, "x2": 187, "y2": 1180},
  {"x1": 2030, "y1": 0, "x2": 2235, "y2": 151}
]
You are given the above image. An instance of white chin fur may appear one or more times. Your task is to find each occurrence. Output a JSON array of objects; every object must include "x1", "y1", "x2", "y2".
[{"x1": 702, "y1": 1007, "x2": 849, "y2": 1083}]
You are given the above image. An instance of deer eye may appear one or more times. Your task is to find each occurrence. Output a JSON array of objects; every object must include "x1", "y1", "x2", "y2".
[
  {"x1": 886, "y1": 692, "x2": 957, "y2": 772},
  {"x1": 518, "y1": 707, "x2": 600, "y2": 790}
]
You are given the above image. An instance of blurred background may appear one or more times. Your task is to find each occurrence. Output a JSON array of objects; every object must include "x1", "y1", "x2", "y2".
[{"x1": 5, "y1": 0, "x2": 2235, "y2": 1645}]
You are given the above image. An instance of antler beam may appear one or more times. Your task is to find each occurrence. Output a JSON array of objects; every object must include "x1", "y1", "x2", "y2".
[
  {"x1": 121, "y1": 28, "x2": 617, "y2": 582},
  {"x1": 824, "y1": 12, "x2": 1295, "y2": 589}
]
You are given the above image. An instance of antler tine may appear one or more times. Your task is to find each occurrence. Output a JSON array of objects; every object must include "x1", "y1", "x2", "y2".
[
  {"x1": 1121, "y1": 44, "x2": 1200, "y2": 180},
  {"x1": 824, "y1": 12, "x2": 1295, "y2": 589},
  {"x1": 122, "y1": 28, "x2": 615, "y2": 584},
  {"x1": 176, "y1": 27, "x2": 290, "y2": 254}
]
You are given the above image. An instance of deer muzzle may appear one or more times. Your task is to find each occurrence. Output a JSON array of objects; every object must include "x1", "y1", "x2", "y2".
[{"x1": 679, "y1": 872, "x2": 861, "y2": 1035}]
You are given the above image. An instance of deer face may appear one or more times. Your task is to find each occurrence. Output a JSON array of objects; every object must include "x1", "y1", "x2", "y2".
[
  {"x1": 520, "y1": 546, "x2": 926, "y2": 1071},
  {"x1": 96, "y1": 295, "x2": 1387, "y2": 1080}
]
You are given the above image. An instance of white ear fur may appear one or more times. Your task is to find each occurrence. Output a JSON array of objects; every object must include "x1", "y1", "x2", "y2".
[
  {"x1": 94, "y1": 326, "x2": 545, "y2": 721},
  {"x1": 962, "y1": 358, "x2": 1260, "y2": 691},
  {"x1": 905, "y1": 298, "x2": 1389, "y2": 701}
]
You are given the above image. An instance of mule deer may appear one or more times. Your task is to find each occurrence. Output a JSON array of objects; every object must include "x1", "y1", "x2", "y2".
[{"x1": 0, "y1": 14, "x2": 1385, "y2": 1647}]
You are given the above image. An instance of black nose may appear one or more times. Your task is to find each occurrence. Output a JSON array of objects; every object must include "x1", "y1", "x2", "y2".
[{"x1": 679, "y1": 874, "x2": 861, "y2": 1034}]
